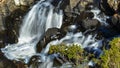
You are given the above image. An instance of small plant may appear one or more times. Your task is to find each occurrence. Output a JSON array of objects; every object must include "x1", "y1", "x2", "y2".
[
  {"x1": 48, "y1": 43, "x2": 84, "y2": 65},
  {"x1": 95, "y1": 38, "x2": 120, "y2": 68}
]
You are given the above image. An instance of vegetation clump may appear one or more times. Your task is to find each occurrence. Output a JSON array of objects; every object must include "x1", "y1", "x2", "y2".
[
  {"x1": 48, "y1": 43, "x2": 84, "y2": 65},
  {"x1": 94, "y1": 38, "x2": 120, "y2": 68},
  {"x1": 49, "y1": 38, "x2": 120, "y2": 68}
]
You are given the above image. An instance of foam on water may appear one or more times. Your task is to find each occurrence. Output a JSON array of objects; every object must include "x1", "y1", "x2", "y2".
[
  {"x1": 43, "y1": 32, "x2": 103, "y2": 54},
  {"x1": 1, "y1": 0, "x2": 63, "y2": 64}
]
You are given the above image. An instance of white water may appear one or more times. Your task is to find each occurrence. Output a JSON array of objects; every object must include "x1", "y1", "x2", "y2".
[
  {"x1": 1, "y1": 0, "x2": 63, "y2": 64},
  {"x1": 43, "y1": 32, "x2": 103, "y2": 54},
  {"x1": 1, "y1": 1, "x2": 108, "y2": 67},
  {"x1": 91, "y1": 8, "x2": 109, "y2": 26}
]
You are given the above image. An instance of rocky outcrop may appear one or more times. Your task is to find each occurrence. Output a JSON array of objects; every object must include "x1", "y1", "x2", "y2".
[
  {"x1": 82, "y1": 19, "x2": 100, "y2": 30},
  {"x1": 70, "y1": 0, "x2": 94, "y2": 11},
  {"x1": 107, "y1": 0, "x2": 120, "y2": 11},
  {"x1": 0, "y1": 0, "x2": 36, "y2": 45},
  {"x1": 100, "y1": 0, "x2": 120, "y2": 15},
  {"x1": 0, "y1": 54, "x2": 17, "y2": 68},
  {"x1": 37, "y1": 28, "x2": 65, "y2": 52}
]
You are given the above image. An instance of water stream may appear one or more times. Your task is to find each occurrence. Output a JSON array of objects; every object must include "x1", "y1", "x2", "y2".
[
  {"x1": 1, "y1": 0, "x2": 110, "y2": 68},
  {"x1": 1, "y1": 0, "x2": 63, "y2": 64}
]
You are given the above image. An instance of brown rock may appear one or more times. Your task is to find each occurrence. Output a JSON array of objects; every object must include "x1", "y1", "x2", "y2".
[
  {"x1": 111, "y1": 14, "x2": 120, "y2": 30},
  {"x1": 100, "y1": 0, "x2": 115, "y2": 15},
  {"x1": 108, "y1": 0, "x2": 120, "y2": 11},
  {"x1": 81, "y1": 19, "x2": 101, "y2": 30},
  {"x1": 70, "y1": 0, "x2": 93, "y2": 11},
  {"x1": 0, "y1": 55, "x2": 17, "y2": 68},
  {"x1": 37, "y1": 28, "x2": 65, "y2": 53}
]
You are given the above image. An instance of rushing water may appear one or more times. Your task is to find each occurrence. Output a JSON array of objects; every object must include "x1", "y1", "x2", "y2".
[
  {"x1": 1, "y1": 0, "x2": 63, "y2": 64},
  {"x1": 1, "y1": 0, "x2": 110, "y2": 67}
]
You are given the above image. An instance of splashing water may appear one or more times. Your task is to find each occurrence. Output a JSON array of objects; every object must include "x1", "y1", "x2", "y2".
[
  {"x1": 91, "y1": 8, "x2": 109, "y2": 26},
  {"x1": 1, "y1": 0, "x2": 63, "y2": 63},
  {"x1": 43, "y1": 32, "x2": 103, "y2": 54}
]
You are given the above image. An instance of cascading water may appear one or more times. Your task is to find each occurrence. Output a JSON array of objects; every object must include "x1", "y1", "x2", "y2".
[
  {"x1": 1, "y1": 0, "x2": 63, "y2": 64},
  {"x1": 1, "y1": 0, "x2": 111, "y2": 67},
  {"x1": 91, "y1": 8, "x2": 109, "y2": 26},
  {"x1": 41, "y1": 7, "x2": 108, "y2": 67}
]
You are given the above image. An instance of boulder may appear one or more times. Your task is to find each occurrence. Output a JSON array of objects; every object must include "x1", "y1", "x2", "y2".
[
  {"x1": 107, "y1": 0, "x2": 120, "y2": 11},
  {"x1": 3, "y1": 29, "x2": 18, "y2": 45},
  {"x1": 111, "y1": 14, "x2": 120, "y2": 32},
  {"x1": 99, "y1": 0, "x2": 115, "y2": 15},
  {"x1": 37, "y1": 28, "x2": 65, "y2": 52},
  {"x1": 82, "y1": 19, "x2": 101, "y2": 30},
  {"x1": 0, "y1": 30, "x2": 5, "y2": 48},
  {"x1": 0, "y1": 0, "x2": 36, "y2": 46},
  {"x1": 0, "y1": 54, "x2": 17, "y2": 68},
  {"x1": 70, "y1": 0, "x2": 94, "y2": 11}
]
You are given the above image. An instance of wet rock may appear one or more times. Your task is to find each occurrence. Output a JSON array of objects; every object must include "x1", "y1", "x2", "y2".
[
  {"x1": 28, "y1": 55, "x2": 42, "y2": 67},
  {"x1": 98, "y1": 26, "x2": 119, "y2": 38},
  {"x1": 70, "y1": 0, "x2": 94, "y2": 11},
  {"x1": 81, "y1": 19, "x2": 101, "y2": 30},
  {"x1": 62, "y1": 24, "x2": 81, "y2": 33},
  {"x1": 99, "y1": 0, "x2": 115, "y2": 16},
  {"x1": 45, "y1": 28, "x2": 65, "y2": 41},
  {"x1": 4, "y1": 9, "x2": 27, "y2": 35},
  {"x1": 75, "y1": 11, "x2": 94, "y2": 22},
  {"x1": 14, "y1": 61, "x2": 27, "y2": 68},
  {"x1": 0, "y1": 14, "x2": 5, "y2": 47},
  {"x1": 111, "y1": 14, "x2": 120, "y2": 32},
  {"x1": 0, "y1": 0, "x2": 35, "y2": 46},
  {"x1": 3, "y1": 29, "x2": 18, "y2": 45},
  {"x1": 0, "y1": 30, "x2": 5, "y2": 48},
  {"x1": 37, "y1": 28, "x2": 65, "y2": 52},
  {"x1": 0, "y1": 54, "x2": 17, "y2": 68}
]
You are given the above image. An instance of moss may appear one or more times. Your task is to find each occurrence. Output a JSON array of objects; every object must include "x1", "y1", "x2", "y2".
[
  {"x1": 94, "y1": 38, "x2": 120, "y2": 68},
  {"x1": 48, "y1": 43, "x2": 84, "y2": 65}
]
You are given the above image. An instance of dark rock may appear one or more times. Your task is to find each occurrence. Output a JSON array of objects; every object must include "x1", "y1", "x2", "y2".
[
  {"x1": 70, "y1": 0, "x2": 94, "y2": 11},
  {"x1": 98, "y1": 26, "x2": 119, "y2": 38},
  {"x1": 63, "y1": 11, "x2": 94, "y2": 33},
  {"x1": 62, "y1": 24, "x2": 81, "y2": 33},
  {"x1": 110, "y1": 14, "x2": 120, "y2": 32},
  {"x1": 0, "y1": 30, "x2": 5, "y2": 48},
  {"x1": 0, "y1": 14, "x2": 5, "y2": 31},
  {"x1": 4, "y1": 9, "x2": 27, "y2": 35},
  {"x1": 28, "y1": 55, "x2": 42, "y2": 67},
  {"x1": 0, "y1": 0, "x2": 35, "y2": 46},
  {"x1": 37, "y1": 28, "x2": 65, "y2": 52},
  {"x1": 60, "y1": 0, "x2": 70, "y2": 10},
  {"x1": 0, "y1": 14, "x2": 5, "y2": 48},
  {"x1": 52, "y1": 0, "x2": 62, "y2": 7},
  {"x1": 99, "y1": 0, "x2": 115, "y2": 16},
  {"x1": 75, "y1": 11, "x2": 94, "y2": 22},
  {"x1": 3, "y1": 29, "x2": 18, "y2": 45},
  {"x1": 81, "y1": 19, "x2": 101, "y2": 30},
  {"x1": 14, "y1": 61, "x2": 27, "y2": 68},
  {"x1": 84, "y1": 47, "x2": 103, "y2": 58},
  {"x1": 0, "y1": 54, "x2": 17, "y2": 68}
]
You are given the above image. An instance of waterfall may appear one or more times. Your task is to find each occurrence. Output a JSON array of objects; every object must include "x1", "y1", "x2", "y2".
[
  {"x1": 1, "y1": 0, "x2": 63, "y2": 64},
  {"x1": 43, "y1": 32, "x2": 103, "y2": 54},
  {"x1": 91, "y1": 8, "x2": 109, "y2": 26}
]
